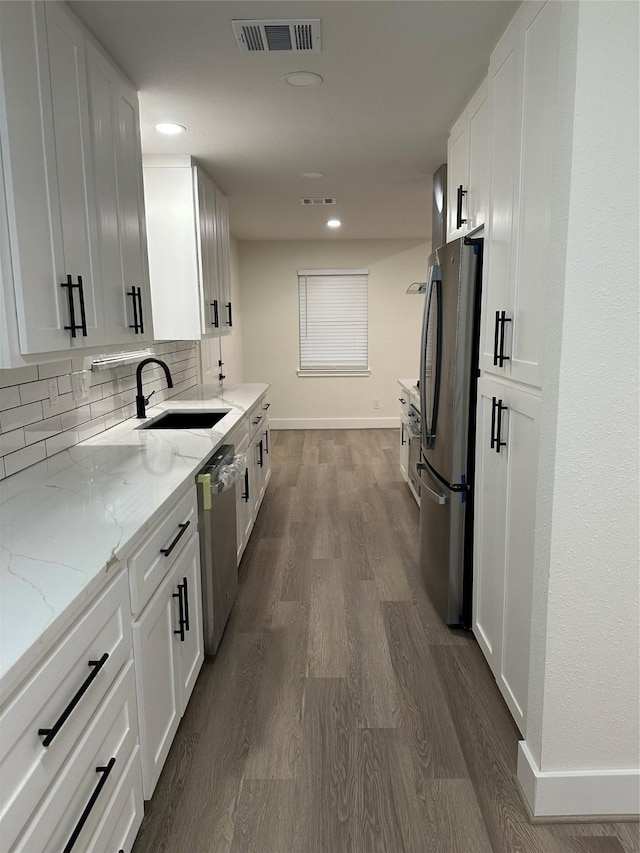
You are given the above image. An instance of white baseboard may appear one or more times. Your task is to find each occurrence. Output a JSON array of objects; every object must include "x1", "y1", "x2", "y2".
[
  {"x1": 517, "y1": 740, "x2": 640, "y2": 819},
  {"x1": 270, "y1": 417, "x2": 400, "y2": 430}
]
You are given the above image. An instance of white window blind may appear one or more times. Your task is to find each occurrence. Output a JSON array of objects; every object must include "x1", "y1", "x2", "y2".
[{"x1": 298, "y1": 270, "x2": 369, "y2": 373}]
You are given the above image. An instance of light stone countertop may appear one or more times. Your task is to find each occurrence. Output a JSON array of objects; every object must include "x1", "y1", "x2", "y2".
[{"x1": 0, "y1": 382, "x2": 268, "y2": 699}]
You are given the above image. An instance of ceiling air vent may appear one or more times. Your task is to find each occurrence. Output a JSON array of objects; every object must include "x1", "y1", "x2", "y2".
[
  {"x1": 300, "y1": 197, "x2": 336, "y2": 206},
  {"x1": 232, "y1": 20, "x2": 321, "y2": 54}
]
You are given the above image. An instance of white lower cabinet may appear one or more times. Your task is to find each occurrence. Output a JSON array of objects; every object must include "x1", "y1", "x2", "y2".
[
  {"x1": 13, "y1": 660, "x2": 141, "y2": 852},
  {"x1": 0, "y1": 569, "x2": 144, "y2": 852},
  {"x1": 132, "y1": 533, "x2": 203, "y2": 799},
  {"x1": 473, "y1": 375, "x2": 540, "y2": 735}
]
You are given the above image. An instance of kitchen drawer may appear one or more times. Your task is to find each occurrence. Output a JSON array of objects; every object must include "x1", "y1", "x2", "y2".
[
  {"x1": 398, "y1": 389, "x2": 411, "y2": 417},
  {"x1": 248, "y1": 399, "x2": 267, "y2": 440},
  {"x1": 226, "y1": 417, "x2": 249, "y2": 453},
  {"x1": 0, "y1": 570, "x2": 132, "y2": 850},
  {"x1": 128, "y1": 484, "x2": 197, "y2": 616},
  {"x1": 12, "y1": 660, "x2": 138, "y2": 853},
  {"x1": 261, "y1": 393, "x2": 271, "y2": 415},
  {"x1": 83, "y1": 745, "x2": 144, "y2": 853}
]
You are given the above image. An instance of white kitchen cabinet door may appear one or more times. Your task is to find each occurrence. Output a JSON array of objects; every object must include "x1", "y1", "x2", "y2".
[
  {"x1": 196, "y1": 169, "x2": 222, "y2": 336},
  {"x1": 132, "y1": 562, "x2": 182, "y2": 798},
  {"x1": 446, "y1": 110, "x2": 469, "y2": 243},
  {"x1": 0, "y1": 1, "x2": 102, "y2": 354},
  {"x1": 480, "y1": 9, "x2": 525, "y2": 379},
  {"x1": 85, "y1": 41, "x2": 153, "y2": 347},
  {"x1": 235, "y1": 431, "x2": 252, "y2": 565},
  {"x1": 466, "y1": 79, "x2": 490, "y2": 232},
  {"x1": 473, "y1": 375, "x2": 540, "y2": 736},
  {"x1": 215, "y1": 187, "x2": 233, "y2": 335},
  {"x1": 509, "y1": 0, "x2": 560, "y2": 388},
  {"x1": 481, "y1": 0, "x2": 554, "y2": 390},
  {"x1": 175, "y1": 536, "x2": 204, "y2": 714}
]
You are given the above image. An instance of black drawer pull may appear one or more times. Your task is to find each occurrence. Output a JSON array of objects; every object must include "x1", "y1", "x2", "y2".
[
  {"x1": 128, "y1": 287, "x2": 140, "y2": 333},
  {"x1": 242, "y1": 467, "x2": 249, "y2": 502},
  {"x1": 456, "y1": 185, "x2": 468, "y2": 229},
  {"x1": 61, "y1": 274, "x2": 88, "y2": 338},
  {"x1": 62, "y1": 757, "x2": 116, "y2": 853},
  {"x1": 38, "y1": 653, "x2": 109, "y2": 747},
  {"x1": 253, "y1": 415, "x2": 262, "y2": 426},
  {"x1": 173, "y1": 579, "x2": 187, "y2": 641},
  {"x1": 264, "y1": 429, "x2": 269, "y2": 454},
  {"x1": 258, "y1": 439, "x2": 264, "y2": 468},
  {"x1": 263, "y1": 402, "x2": 270, "y2": 410},
  {"x1": 226, "y1": 301, "x2": 233, "y2": 327},
  {"x1": 160, "y1": 521, "x2": 191, "y2": 557},
  {"x1": 399, "y1": 397, "x2": 406, "y2": 404}
]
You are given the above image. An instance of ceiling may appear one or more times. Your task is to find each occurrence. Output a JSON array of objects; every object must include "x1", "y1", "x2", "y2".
[{"x1": 69, "y1": 1, "x2": 518, "y2": 241}]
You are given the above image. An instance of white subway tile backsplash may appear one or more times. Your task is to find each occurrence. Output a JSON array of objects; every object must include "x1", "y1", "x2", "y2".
[
  {"x1": 0, "y1": 428, "x2": 26, "y2": 455},
  {"x1": 0, "y1": 366, "x2": 39, "y2": 388},
  {"x1": 0, "y1": 342, "x2": 199, "y2": 480},
  {"x1": 4, "y1": 442, "x2": 47, "y2": 477},
  {"x1": 19, "y1": 379, "x2": 51, "y2": 405},
  {"x1": 0, "y1": 386, "x2": 21, "y2": 411},
  {"x1": 24, "y1": 415, "x2": 63, "y2": 445},
  {"x1": 0, "y1": 401, "x2": 43, "y2": 432},
  {"x1": 61, "y1": 405, "x2": 91, "y2": 431}
]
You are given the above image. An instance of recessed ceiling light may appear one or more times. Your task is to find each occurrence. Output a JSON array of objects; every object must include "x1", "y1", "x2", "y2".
[
  {"x1": 300, "y1": 171, "x2": 326, "y2": 179},
  {"x1": 155, "y1": 123, "x2": 186, "y2": 135},
  {"x1": 283, "y1": 71, "x2": 323, "y2": 87},
  {"x1": 327, "y1": 219, "x2": 341, "y2": 228}
]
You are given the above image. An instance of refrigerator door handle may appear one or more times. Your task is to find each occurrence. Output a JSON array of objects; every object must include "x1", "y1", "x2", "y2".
[{"x1": 416, "y1": 462, "x2": 449, "y2": 505}]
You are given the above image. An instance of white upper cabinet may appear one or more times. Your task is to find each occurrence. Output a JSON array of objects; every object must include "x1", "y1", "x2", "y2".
[
  {"x1": 143, "y1": 156, "x2": 232, "y2": 341},
  {"x1": 0, "y1": 1, "x2": 152, "y2": 367},
  {"x1": 480, "y1": 0, "x2": 559, "y2": 389},
  {"x1": 446, "y1": 78, "x2": 489, "y2": 243},
  {"x1": 85, "y1": 41, "x2": 153, "y2": 346}
]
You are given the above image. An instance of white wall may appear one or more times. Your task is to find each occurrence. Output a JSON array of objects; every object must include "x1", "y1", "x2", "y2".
[
  {"x1": 521, "y1": 0, "x2": 639, "y2": 812},
  {"x1": 238, "y1": 239, "x2": 429, "y2": 427},
  {"x1": 220, "y1": 237, "x2": 244, "y2": 384}
]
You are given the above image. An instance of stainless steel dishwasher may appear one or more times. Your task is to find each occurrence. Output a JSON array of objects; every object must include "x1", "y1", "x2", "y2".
[{"x1": 196, "y1": 445, "x2": 238, "y2": 654}]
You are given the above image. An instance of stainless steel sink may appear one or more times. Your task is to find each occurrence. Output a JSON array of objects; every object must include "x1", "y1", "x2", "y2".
[{"x1": 140, "y1": 410, "x2": 230, "y2": 430}]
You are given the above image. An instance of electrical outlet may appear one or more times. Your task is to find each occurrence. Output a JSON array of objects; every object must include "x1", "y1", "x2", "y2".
[
  {"x1": 48, "y1": 378, "x2": 59, "y2": 408},
  {"x1": 373, "y1": 398, "x2": 381, "y2": 410},
  {"x1": 71, "y1": 370, "x2": 90, "y2": 403}
]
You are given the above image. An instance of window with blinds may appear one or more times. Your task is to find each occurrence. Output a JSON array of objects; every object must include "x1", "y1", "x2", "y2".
[{"x1": 298, "y1": 269, "x2": 369, "y2": 374}]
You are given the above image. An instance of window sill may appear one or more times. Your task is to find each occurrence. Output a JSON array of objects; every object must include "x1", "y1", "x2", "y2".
[{"x1": 297, "y1": 370, "x2": 371, "y2": 378}]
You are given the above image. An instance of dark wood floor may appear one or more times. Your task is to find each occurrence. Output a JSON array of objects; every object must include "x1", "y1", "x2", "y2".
[{"x1": 134, "y1": 430, "x2": 639, "y2": 853}]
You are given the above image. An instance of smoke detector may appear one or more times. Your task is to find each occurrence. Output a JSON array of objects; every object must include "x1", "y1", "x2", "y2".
[
  {"x1": 232, "y1": 20, "x2": 321, "y2": 54},
  {"x1": 300, "y1": 197, "x2": 336, "y2": 206}
]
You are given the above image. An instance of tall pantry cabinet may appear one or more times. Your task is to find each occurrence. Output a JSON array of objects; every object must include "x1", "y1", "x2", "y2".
[{"x1": 472, "y1": 0, "x2": 560, "y2": 735}]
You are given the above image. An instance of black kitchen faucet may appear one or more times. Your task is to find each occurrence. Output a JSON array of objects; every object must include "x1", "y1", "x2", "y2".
[{"x1": 135, "y1": 358, "x2": 174, "y2": 418}]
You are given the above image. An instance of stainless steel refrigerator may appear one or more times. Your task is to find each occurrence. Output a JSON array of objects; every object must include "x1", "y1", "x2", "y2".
[{"x1": 418, "y1": 236, "x2": 483, "y2": 627}]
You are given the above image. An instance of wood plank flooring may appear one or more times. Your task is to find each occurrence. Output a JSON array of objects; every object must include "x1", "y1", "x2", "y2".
[{"x1": 133, "y1": 429, "x2": 639, "y2": 853}]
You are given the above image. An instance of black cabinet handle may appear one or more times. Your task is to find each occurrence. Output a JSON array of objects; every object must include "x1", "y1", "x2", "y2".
[
  {"x1": 160, "y1": 520, "x2": 190, "y2": 557},
  {"x1": 264, "y1": 429, "x2": 269, "y2": 454},
  {"x1": 128, "y1": 287, "x2": 140, "y2": 333},
  {"x1": 456, "y1": 185, "x2": 468, "y2": 229},
  {"x1": 258, "y1": 439, "x2": 264, "y2": 468},
  {"x1": 38, "y1": 653, "x2": 109, "y2": 747},
  {"x1": 263, "y1": 402, "x2": 270, "y2": 411},
  {"x1": 62, "y1": 757, "x2": 116, "y2": 853},
  {"x1": 401, "y1": 422, "x2": 406, "y2": 446},
  {"x1": 173, "y1": 580, "x2": 186, "y2": 642},
  {"x1": 61, "y1": 274, "x2": 88, "y2": 338},
  {"x1": 210, "y1": 299, "x2": 219, "y2": 328},
  {"x1": 399, "y1": 397, "x2": 406, "y2": 404},
  {"x1": 226, "y1": 301, "x2": 233, "y2": 327},
  {"x1": 182, "y1": 576, "x2": 190, "y2": 632},
  {"x1": 137, "y1": 288, "x2": 145, "y2": 334},
  {"x1": 491, "y1": 397, "x2": 508, "y2": 453},
  {"x1": 498, "y1": 311, "x2": 512, "y2": 367},
  {"x1": 242, "y1": 467, "x2": 249, "y2": 502},
  {"x1": 493, "y1": 311, "x2": 500, "y2": 366}
]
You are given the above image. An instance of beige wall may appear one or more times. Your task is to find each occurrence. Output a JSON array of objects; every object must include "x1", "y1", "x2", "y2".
[
  {"x1": 238, "y1": 239, "x2": 428, "y2": 427},
  {"x1": 220, "y1": 237, "x2": 244, "y2": 384}
]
